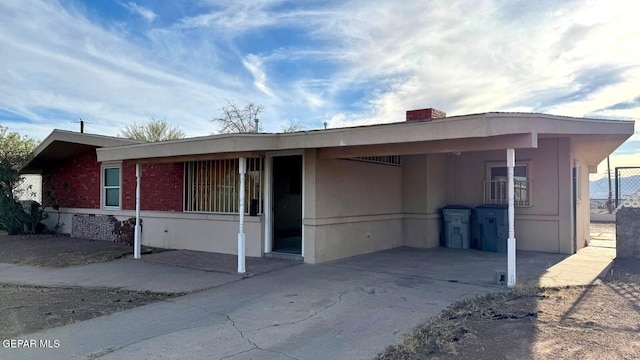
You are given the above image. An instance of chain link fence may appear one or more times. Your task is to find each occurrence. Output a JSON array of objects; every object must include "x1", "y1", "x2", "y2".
[
  {"x1": 616, "y1": 167, "x2": 640, "y2": 209},
  {"x1": 589, "y1": 172, "x2": 615, "y2": 214},
  {"x1": 14, "y1": 175, "x2": 42, "y2": 203}
]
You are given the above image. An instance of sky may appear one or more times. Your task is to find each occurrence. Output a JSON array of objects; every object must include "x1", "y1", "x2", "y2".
[{"x1": 0, "y1": 0, "x2": 639, "y2": 175}]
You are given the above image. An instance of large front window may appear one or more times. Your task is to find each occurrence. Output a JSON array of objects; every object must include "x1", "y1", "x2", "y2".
[
  {"x1": 184, "y1": 158, "x2": 263, "y2": 214},
  {"x1": 484, "y1": 161, "x2": 531, "y2": 207}
]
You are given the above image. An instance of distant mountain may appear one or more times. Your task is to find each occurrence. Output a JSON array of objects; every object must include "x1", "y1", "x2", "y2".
[{"x1": 590, "y1": 175, "x2": 640, "y2": 200}]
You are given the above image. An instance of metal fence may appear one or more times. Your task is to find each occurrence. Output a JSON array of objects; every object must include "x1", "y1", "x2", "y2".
[
  {"x1": 616, "y1": 167, "x2": 640, "y2": 208},
  {"x1": 14, "y1": 175, "x2": 42, "y2": 203}
]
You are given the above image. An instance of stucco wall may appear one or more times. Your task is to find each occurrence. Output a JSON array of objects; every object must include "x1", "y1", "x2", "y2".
[
  {"x1": 44, "y1": 208, "x2": 263, "y2": 257},
  {"x1": 402, "y1": 154, "x2": 448, "y2": 248},
  {"x1": 307, "y1": 155, "x2": 403, "y2": 263},
  {"x1": 450, "y1": 138, "x2": 573, "y2": 253}
]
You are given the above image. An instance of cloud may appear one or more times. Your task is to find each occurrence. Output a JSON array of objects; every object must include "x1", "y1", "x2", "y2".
[
  {"x1": 242, "y1": 54, "x2": 277, "y2": 99},
  {"x1": 1, "y1": 0, "x2": 639, "y2": 150},
  {"x1": 120, "y1": 2, "x2": 156, "y2": 22}
]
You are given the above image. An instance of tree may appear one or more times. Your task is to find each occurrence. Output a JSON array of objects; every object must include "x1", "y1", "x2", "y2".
[
  {"x1": 119, "y1": 118, "x2": 186, "y2": 141},
  {"x1": 281, "y1": 121, "x2": 303, "y2": 133},
  {"x1": 212, "y1": 100, "x2": 263, "y2": 133},
  {"x1": 0, "y1": 126, "x2": 38, "y2": 234}
]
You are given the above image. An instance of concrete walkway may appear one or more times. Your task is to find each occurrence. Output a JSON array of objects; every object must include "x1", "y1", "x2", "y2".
[
  {"x1": 536, "y1": 223, "x2": 617, "y2": 287},
  {"x1": 0, "y1": 248, "x2": 565, "y2": 360},
  {"x1": 0, "y1": 259, "x2": 241, "y2": 293}
]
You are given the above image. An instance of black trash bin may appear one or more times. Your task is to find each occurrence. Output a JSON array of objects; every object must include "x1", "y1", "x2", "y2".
[{"x1": 474, "y1": 204, "x2": 508, "y2": 253}]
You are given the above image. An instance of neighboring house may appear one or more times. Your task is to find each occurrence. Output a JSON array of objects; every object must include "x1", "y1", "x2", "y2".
[
  {"x1": 15, "y1": 174, "x2": 42, "y2": 203},
  {"x1": 21, "y1": 109, "x2": 634, "y2": 264}
]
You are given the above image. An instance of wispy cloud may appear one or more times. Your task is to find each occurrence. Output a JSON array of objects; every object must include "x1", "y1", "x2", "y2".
[
  {"x1": 1, "y1": 0, "x2": 639, "y2": 151},
  {"x1": 242, "y1": 54, "x2": 277, "y2": 99},
  {"x1": 120, "y1": 1, "x2": 156, "y2": 22}
]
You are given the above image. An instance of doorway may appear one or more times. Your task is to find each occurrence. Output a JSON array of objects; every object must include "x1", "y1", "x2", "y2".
[{"x1": 272, "y1": 155, "x2": 303, "y2": 254}]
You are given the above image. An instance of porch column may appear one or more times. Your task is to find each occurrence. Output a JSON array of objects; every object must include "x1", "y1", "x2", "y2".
[
  {"x1": 238, "y1": 157, "x2": 247, "y2": 274},
  {"x1": 134, "y1": 163, "x2": 142, "y2": 259},
  {"x1": 507, "y1": 149, "x2": 516, "y2": 287},
  {"x1": 264, "y1": 156, "x2": 272, "y2": 254}
]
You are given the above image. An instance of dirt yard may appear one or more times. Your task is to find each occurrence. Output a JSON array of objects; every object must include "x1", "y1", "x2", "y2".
[
  {"x1": 0, "y1": 284, "x2": 179, "y2": 339},
  {"x1": 379, "y1": 223, "x2": 640, "y2": 360},
  {"x1": 0, "y1": 235, "x2": 179, "y2": 338},
  {"x1": 0, "y1": 235, "x2": 165, "y2": 267}
]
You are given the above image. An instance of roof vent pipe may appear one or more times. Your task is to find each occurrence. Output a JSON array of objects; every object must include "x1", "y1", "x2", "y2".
[{"x1": 254, "y1": 118, "x2": 259, "y2": 133}]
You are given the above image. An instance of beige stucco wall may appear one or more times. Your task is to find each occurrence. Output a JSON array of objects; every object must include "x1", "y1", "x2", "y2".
[
  {"x1": 450, "y1": 138, "x2": 573, "y2": 253},
  {"x1": 305, "y1": 153, "x2": 404, "y2": 263},
  {"x1": 44, "y1": 208, "x2": 263, "y2": 257},
  {"x1": 402, "y1": 154, "x2": 448, "y2": 248}
]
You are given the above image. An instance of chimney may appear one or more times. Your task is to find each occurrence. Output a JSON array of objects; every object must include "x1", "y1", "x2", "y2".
[{"x1": 406, "y1": 108, "x2": 446, "y2": 121}]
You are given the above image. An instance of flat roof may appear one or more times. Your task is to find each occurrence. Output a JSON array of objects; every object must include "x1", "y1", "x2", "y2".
[{"x1": 94, "y1": 112, "x2": 634, "y2": 165}]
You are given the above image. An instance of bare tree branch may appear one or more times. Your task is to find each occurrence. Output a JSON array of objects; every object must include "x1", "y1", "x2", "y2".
[
  {"x1": 281, "y1": 121, "x2": 303, "y2": 133},
  {"x1": 212, "y1": 100, "x2": 263, "y2": 133}
]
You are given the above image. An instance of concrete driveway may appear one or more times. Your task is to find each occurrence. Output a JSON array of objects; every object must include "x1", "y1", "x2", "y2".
[{"x1": 0, "y1": 248, "x2": 565, "y2": 360}]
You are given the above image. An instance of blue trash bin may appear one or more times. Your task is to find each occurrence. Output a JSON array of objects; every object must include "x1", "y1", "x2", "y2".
[{"x1": 474, "y1": 204, "x2": 508, "y2": 253}]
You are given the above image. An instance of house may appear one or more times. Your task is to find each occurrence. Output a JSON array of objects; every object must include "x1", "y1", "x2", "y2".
[{"x1": 21, "y1": 109, "x2": 634, "y2": 268}]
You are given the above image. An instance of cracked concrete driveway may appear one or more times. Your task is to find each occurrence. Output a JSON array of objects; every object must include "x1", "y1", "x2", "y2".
[{"x1": 0, "y1": 248, "x2": 564, "y2": 360}]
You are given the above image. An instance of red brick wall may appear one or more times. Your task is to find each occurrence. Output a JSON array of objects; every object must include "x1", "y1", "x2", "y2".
[
  {"x1": 122, "y1": 162, "x2": 183, "y2": 212},
  {"x1": 45, "y1": 151, "x2": 101, "y2": 209},
  {"x1": 45, "y1": 150, "x2": 183, "y2": 212}
]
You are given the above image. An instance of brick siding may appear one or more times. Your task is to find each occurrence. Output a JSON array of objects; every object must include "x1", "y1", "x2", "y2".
[
  {"x1": 45, "y1": 150, "x2": 183, "y2": 212},
  {"x1": 45, "y1": 151, "x2": 101, "y2": 208},
  {"x1": 122, "y1": 162, "x2": 183, "y2": 212}
]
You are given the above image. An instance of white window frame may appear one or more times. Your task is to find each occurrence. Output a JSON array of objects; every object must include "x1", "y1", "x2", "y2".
[
  {"x1": 101, "y1": 162, "x2": 122, "y2": 210},
  {"x1": 484, "y1": 160, "x2": 531, "y2": 207}
]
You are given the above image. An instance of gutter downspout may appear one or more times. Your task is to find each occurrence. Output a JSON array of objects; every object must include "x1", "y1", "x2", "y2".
[
  {"x1": 134, "y1": 163, "x2": 141, "y2": 259},
  {"x1": 507, "y1": 149, "x2": 516, "y2": 288},
  {"x1": 238, "y1": 157, "x2": 247, "y2": 274}
]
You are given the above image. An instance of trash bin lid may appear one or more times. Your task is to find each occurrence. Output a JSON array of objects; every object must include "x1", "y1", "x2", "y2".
[
  {"x1": 475, "y1": 204, "x2": 508, "y2": 209},
  {"x1": 442, "y1": 205, "x2": 473, "y2": 210}
]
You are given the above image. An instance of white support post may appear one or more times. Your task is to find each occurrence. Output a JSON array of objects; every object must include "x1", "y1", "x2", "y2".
[
  {"x1": 264, "y1": 156, "x2": 272, "y2": 254},
  {"x1": 238, "y1": 157, "x2": 247, "y2": 274},
  {"x1": 506, "y1": 149, "x2": 516, "y2": 288},
  {"x1": 134, "y1": 163, "x2": 142, "y2": 260}
]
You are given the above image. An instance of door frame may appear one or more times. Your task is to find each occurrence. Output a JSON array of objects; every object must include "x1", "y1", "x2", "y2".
[{"x1": 264, "y1": 150, "x2": 305, "y2": 257}]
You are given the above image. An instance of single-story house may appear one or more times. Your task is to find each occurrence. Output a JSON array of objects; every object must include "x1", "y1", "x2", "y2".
[{"x1": 22, "y1": 109, "x2": 634, "y2": 266}]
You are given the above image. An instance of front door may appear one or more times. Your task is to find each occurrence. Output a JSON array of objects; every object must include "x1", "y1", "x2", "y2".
[{"x1": 272, "y1": 155, "x2": 302, "y2": 254}]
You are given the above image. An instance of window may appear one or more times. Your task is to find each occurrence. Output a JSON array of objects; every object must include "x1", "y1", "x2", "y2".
[
  {"x1": 351, "y1": 155, "x2": 401, "y2": 166},
  {"x1": 184, "y1": 158, "x2": 263, "y2": 214},
  {"x1": 484, "y1": 161, "x2": 531, "y2": 206},
  {"x1": 102, "y1": 164, "x2": 121, "y2": 209}
]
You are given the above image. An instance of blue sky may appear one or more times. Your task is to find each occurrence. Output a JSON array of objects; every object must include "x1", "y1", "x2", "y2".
[{"x1": 1, "y1": 0, "x2": 639, "y2": 173}]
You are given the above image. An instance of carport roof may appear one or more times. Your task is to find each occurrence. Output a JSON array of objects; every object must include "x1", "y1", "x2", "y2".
[
  {"x1": 94, "y1": 112, "x2": 634, "y2": 167},
  {"x1": 21, "y1": 130, "x2": 142, "y2": 174}
]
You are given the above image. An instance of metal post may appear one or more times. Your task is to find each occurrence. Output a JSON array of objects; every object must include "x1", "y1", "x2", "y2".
[
  {"x1": 134, "y1": 163, "x2": 142, "y2": 259},
  {"x1": 238, "y1": 157, "x2": 247, "y2": 274},
  {"x1": 607, "y1": 156, "x2": 613, "y2": 213},
  {"x1": 506, "y1": 149, "x2": 516, "y2": 288}
]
